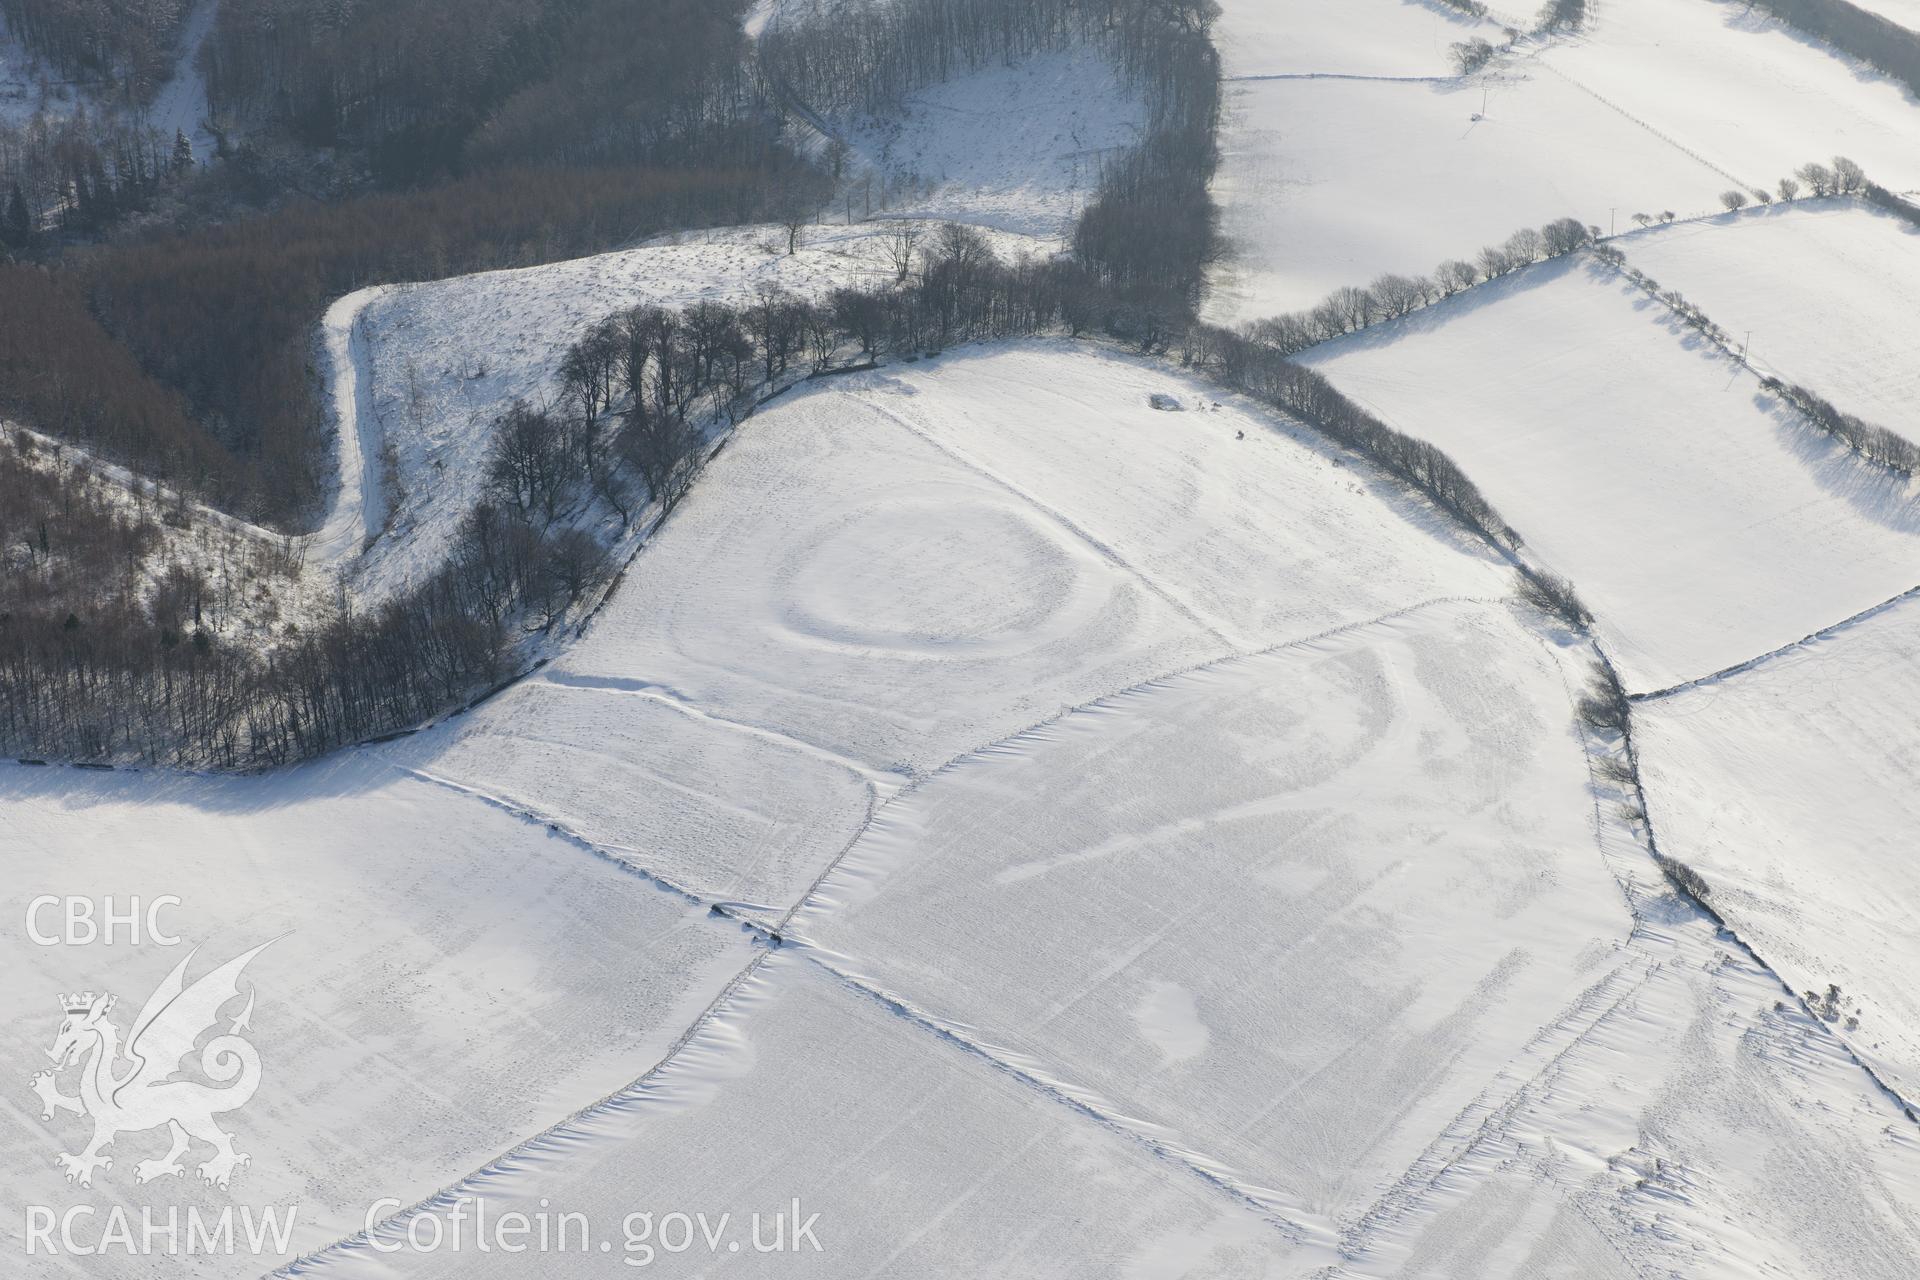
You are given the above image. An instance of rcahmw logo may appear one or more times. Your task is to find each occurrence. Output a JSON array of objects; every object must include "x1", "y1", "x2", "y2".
[{"x1": 31, "y1": 939, "x2": 278, "y2": 1190}]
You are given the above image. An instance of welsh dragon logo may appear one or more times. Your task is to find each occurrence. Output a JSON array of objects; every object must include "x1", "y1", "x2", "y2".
[{"x1": 30, "y1": 939, "x2": 277, "y2": 1191}]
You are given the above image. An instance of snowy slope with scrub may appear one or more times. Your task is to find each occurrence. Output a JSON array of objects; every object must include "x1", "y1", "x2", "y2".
[
  {"x1": 0, "y1": 757, "x2": 754, "y2": 1275},
  {"x1": 336, "y1": 223, "x2": 1039, "y2": 600},
  {"x1": 142, "y1": 0, "x2": 218, "y2": 161},
  {"x1": 1304, "y1": 253, "x2": 1920, "y2": 692},
  {"x1": 824, "y1": 47, "x2": 1145, "y2": 238},
  {"x1": 380, "y1": 343, "x2": 1510, "y2": 914},
  {"x1": 1622, "y1": 199, "x2": 1920, "y2": 444},
  {"x1": 1636, "y1": 590, "x2": 1920, "y2": 1101}
]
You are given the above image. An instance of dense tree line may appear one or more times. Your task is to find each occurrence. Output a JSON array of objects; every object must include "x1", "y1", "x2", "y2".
[
  {"x1": 1745, "y1": 0, "x2": 1920, "y2": 100},
  {"x1": 761, "y1": 0, "x2": 1224, "y2": 317},
  {"x1": 14, "y1": 161, "x2": 819, "y2": 527},
  {"x1": 2, "y1": 230, "x2": 1535, "y2": 767},
  {"x1": 0, "y1": 112, "x2": 183, "y2": 245},
  {"x1": 1766, "y1": 381, "x2": 1920, "y2": 476},
  {"x1": 1245, "y1": 216, "x2": 1596, "y2": 355},
  {"x1": 1, "y1": 0, "x2": 1237, "y2": 766},
  {"x1": 1177, "y1": 323, "x2": 1517, "y2": 549},
  {"x1": 0, "y1": 224, "x2": 1109, "y2": 764},
  {"x1": 1862, "y1": 179, "x2": 1920, "y2": 229},
  {"x1": 0, "y1": 0, "x2": 190, "y2": 105},
  {"x1": 759, "y1": 0, "x2": 1123, "y2": 117},
  {"x1": 205, "y1": 0, "x2": 769, "y2": 182},
  {"x1": 0, "y1": 0, "x2": 825, "y2": 536},
  {"x1": 1536, "y1": 0, "x2": 1587, "y2": 33},
  {"x1": 1071, "y1": 7, "x2": 1222, "y2": 317},
  {"x1": 0, "y1": 265, "x2": 234, "y2": 494}
]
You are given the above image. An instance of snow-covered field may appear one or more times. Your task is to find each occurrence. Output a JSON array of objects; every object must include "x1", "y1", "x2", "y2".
[
  {"x1": 1637, "y1": 589, "x2": 1920, "y2": 1101},
  {"x1": 1304, "y1": 253, "x2": 1920, "y2": 693},
  {"x1": 1543, "y1": 0, "x2": 1920, "y2": 200},
  {"x1": 293, "y1": 951, "x2": 1299, "y2": 1278},
  {"x1": 1622, "y1": 199, "x2": 1920, "y2": 443},
  {"x1": 1205, "y1": 0, "x2": 1920, "y2": 323},
  {"x1": 796, "y1": 599, "x2": 1627, "y2": 1241},
  {"x1": 18, "y1": 1, "x2": 1920, "y2": 1271},
  {"x1": 12, "y1": 321, "x2": 1920, "y2": 1275},
  {"x1": 271, "y1": 910, "x2": 1920, "y2": 1279},
  {"x1": 1206, "y1": 70, "x2": 1730, "y2": 321},
  {"x1": 1213, "y1": 0, "x2": 1504, "y2": 79},
  {"x1": 273, "y1": 593, "x2": 1920, "y2": 1280},
  {"x1": 380, "y1": 343, "x2": 1509, "y2": 913},
  {"x1": 0, "y1": 756, "x2": 754, "y2": 1274}
]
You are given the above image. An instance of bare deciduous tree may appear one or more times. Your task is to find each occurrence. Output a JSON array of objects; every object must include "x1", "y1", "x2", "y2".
[{"x1": 883, "y1": 221, "x2": 924, "y2": 282}]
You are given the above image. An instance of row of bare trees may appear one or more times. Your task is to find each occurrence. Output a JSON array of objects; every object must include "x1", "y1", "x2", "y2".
[
  {"x1": 1767, "y1": 382, "x2": 1920, "y2": 477},
  {"x1": 0, "y1": 219, "x2": 1121, "y2": 764},
  {"x1": 1, "y1": 0, "x2": 1239, "y2": 766},
  {"x1": 1709, "y1": 156, "x2": 1868, "y2": 214},
  {"x1": 1601, "y1": 161, "x2": 1920, "y2": 478},
  {"x1": 1177, "y1": 323, "x2": 1517, "y2": 550},
  {"x1": 1245, "y1": 217, "x2": 1596, "y2": 355}
]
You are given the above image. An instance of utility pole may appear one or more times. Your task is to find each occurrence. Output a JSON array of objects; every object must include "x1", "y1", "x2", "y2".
[{"x1": 1610, "y1": 207, "x2": 1616, "y2": 237}]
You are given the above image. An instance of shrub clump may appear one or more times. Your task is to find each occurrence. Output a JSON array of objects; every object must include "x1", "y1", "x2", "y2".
[
  {"x1": 1517, "y1": 568, "x2": 1591, "y2": 630},
  {"x1": 1653, "y1": 852, "x2": 1712, "y2": 903}
]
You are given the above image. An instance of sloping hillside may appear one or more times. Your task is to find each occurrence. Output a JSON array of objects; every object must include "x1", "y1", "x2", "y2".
[
  {"x1": 0, "y1": 756, "x2": 753, "y2": 1272},
  {"x1": 333, "y1": 223, "x2": 1041, "y2": 599},
  {"x1": 1637, "y1": 590, "x2": 1920, "y2": 1100},
  {"x1": 379, "y1": 343, "x2": 1510, "y2": 914}
]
